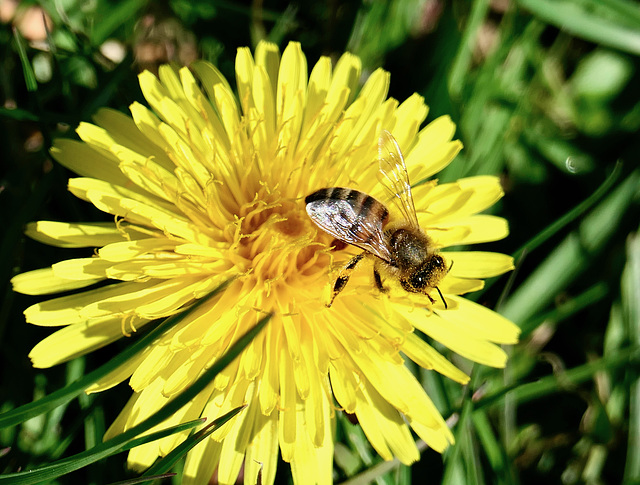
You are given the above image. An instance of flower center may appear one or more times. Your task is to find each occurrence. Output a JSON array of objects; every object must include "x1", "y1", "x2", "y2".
[{"x1": 231, "y1": 187, "x2": 331, "y2": 290}]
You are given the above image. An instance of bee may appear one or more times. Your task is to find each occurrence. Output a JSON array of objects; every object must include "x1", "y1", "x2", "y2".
[{"x1": 305, "y1": 130, "x2": 449, "y2": 308}]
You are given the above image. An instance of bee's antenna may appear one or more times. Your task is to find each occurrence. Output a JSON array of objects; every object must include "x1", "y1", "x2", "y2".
[
  {"x1": 447, "y1": 261, "x2": 454, "y2": 274},
  {"x1": 436, "y1": 286, "x2": 447, "y2": 309}
]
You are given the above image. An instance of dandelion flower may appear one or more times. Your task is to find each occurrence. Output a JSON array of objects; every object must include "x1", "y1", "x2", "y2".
[{"x1": 12, "y1": 41, "x2": 520, "y2": 484}]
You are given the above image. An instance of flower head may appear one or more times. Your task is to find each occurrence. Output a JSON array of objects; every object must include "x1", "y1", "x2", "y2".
[{"x1": 12, "y1": 41, "x2": 520, "y2": 484}]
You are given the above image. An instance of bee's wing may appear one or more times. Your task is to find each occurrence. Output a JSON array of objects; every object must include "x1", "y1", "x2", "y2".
[
  {"x1": 306, "y1": 188, "x2": 393, "y2": 263},
  {"x1": 378, "y1": 130, "x2": 420, "y2": 228}
]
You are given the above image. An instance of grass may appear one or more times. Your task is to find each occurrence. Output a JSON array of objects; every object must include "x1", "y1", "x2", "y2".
[{"x1": 1, "y1": 0, "x2": 639, "y2": 483}]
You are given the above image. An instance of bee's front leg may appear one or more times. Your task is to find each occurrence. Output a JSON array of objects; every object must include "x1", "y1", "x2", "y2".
[{"x1": 328, "y1": 252, "x2": 365, "y2": 307}]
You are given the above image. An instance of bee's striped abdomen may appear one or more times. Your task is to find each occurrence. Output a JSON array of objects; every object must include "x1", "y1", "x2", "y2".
[
  {"x1": 305, "y1": 187, "x2": 389, "y2": 226},
  {"x1": 305, "y1": 187, "x2": 393, "y2": 262}
]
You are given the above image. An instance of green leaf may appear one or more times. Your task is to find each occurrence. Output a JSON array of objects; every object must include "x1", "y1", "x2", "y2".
[{"x1": 517, "y1": 0, "x2": 640, "y2": 56}]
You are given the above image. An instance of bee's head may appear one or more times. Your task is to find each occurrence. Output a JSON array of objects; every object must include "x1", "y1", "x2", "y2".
[{"x1": 401, "y1": 254, "x2": 448, "y2": 292}]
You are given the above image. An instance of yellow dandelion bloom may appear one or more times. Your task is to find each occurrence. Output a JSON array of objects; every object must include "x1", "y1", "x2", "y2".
[{"x1": 12, "y1": 41, "x2": 520, "y2": 484}]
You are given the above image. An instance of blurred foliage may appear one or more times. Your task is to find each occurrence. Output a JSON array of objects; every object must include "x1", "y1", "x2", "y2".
[{"x1": 1, "y1": 0, "x2": 639, "y2": 484}]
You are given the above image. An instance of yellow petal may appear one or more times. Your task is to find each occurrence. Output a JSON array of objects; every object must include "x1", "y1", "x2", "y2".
[
  {"x1": 255, "y1": 40, "x2": 280, "y2": 98},
  {"x1": 416, "y1": 176, "x2": 504, "y2": 224},
  {"x1": 235, "y1": 46, "x2": 255, "y2": 116},
  {"x1": 329, "y1": 51, "x2": 361, "y2": 105},
  {"x1": 391, "y1": 93, "x2": 429, "y2": 150},
  {"x1": 439, "y1": 275, "x2": 484, "y2": 295},
  {"x1": 24, "y1": 281, "x2": 152, "y2": 326},
  {"x1": 130, "y1": 343, "x2": 174, "y2": 392},
  {"x1": 183, "y1": 435, "x2": 222, "y2": 485},
  {"x1": 443, "y1": 296, "x2": 521, "y2": 344},
  {"x1": 52, "y1": 258, "x2": 112, "y2": 280},
  {"x1": 428, "y1": 215, "x2": 510, "y2": 246},
  {"x1": 92, "y1": 107, "x2": 173, "y2": 168},
  {"x1": 78, "y1": 278, "x2": 199, "y2": 320},
  {"x1": 251, "y1": 65, "x2": 277, "y2": 151},
  {"x1": 354, "y1": 380, "x2": 415, "y2": 463},
  {"x1": 245, "y1": 406, "x2": 279, "y2": 485},
  {"x1": 404, "y1": 307, "x2": 513, "y2": 368},
  {"x1": 25, "y1": 221, "x2": 127, "y2": 248},
  {"x1": 408, "y1": 417, "x2": 452, "y2": 453},
  {"x1": 68, "y1": 178, "x2": 215, "y2": 246},
  {"x1": 138, "y1": 70, "x2": 188, "y2": 140},
  {"x1": 86, "y1": 350, "x2": 145, "y2": 393},
  {"x1": 190, "y1": 60, "x2": 234, "y2": 103},
  {"x1": 444, "y1": 251, "x2": 515, "y2": 278},
  {"x1": 401, "y1": 332, "x2": 470, "y2": 384},
  {"x1": 329, "y1": 361, "x2": 358, "y2": 413},
  {"x1": 405, "y1": 115, "x2": 461, "y2": 179},
  {"x1": 28, "y1": 316, "x2": 143, "y2": 367},
  {"x1": 302, "y1": 56, "x2": 331, "y2": 134},
  {"x1": 334, "y1": 68, "x2": 389, "y2": 161},
  {"x1": 12, "y1": 268, "x2": 103, "y2": 296},
  {"x1": 50, "y1": 139, "x2": 129, "y2": 186},
  {"x1": 289, "y1": 395, "x2": 333, "y2": 485},
  {"x1": 98, "y1": 238, "x2": 179, "y2": 262}
]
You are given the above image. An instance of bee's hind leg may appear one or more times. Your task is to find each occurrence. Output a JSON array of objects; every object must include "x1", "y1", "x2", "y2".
[{"x1": 328, "y1": 252, "x2": 365, "y2": 307}]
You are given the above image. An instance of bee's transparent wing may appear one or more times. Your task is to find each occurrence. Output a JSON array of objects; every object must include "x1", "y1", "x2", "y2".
[
  {"x1": 378, "y1": 130, "x2": 420, "y2": 227},
  {"x1": 306, "y1": 189, "x2": 393, "y2": 263}
]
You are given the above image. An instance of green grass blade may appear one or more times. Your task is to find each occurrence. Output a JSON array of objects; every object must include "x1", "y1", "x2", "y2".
[
  {"x1": 472, "y1": 410, "x2": 507, "y2": 477},
  {"x1": 623, "y1": 233, "x2": 640, "y2": 482},
  {"x1": 442, "y1": 369, "x2": 475, "y2": 485},
  {"x1": 141, "y1": 405, "x2": 246, "y2": 476},
  {"x1": 0, "y1": 107, "x2": 40, "y2": 121},
  {"x1": 513, "y1": 162, "x2": 622, "y2": 261},
  {"x1": 478, "y1": 345, "x2": 640, "y2": 410},
  {"x1": 118, "y1": 419, "x2": 205, "y2": 453},
  {"x1": 0, "y1": 420, "x2": 201, "y2": 485},
  {"x1": 501, "y1": 170, "x2": 639, "y2": 325},
  {"x1": 519, "y1": 282, "x2": 608, "y2": 337},
  {"x1": 13, "y1": 28, "x2": 37, "y2": 92},
  {"x1": 448, "y1": 0, "x2": 491, "y2": 100},
  {"x1": 106, "y1": 473, "x2": 177, "y2": 485},
  {"x1": 0, "y1": 312, "x2": 271, "y2": 484}
]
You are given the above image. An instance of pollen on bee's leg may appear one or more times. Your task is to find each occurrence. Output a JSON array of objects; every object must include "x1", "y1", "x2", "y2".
[
  {"x1": 328, "y1": 275, "x2": 349, "y2": 307},
  {"x1": 327, "y1": 252, "x2": 365, "y2": 307}
]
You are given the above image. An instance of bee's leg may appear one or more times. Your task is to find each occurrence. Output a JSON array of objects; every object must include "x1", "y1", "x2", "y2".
[
  {"x1": 373, "y1": 266, "x2": 387, "y2": 293},
  {"x1": 426, "y1": 288, "x2": 447, "y2": 309},
  {"x1": 436, "y1": 286, "x2": 448, "y2": 309},
  {"x1": 328, "y1": 252, "x2": 365, "y2": 307}
]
